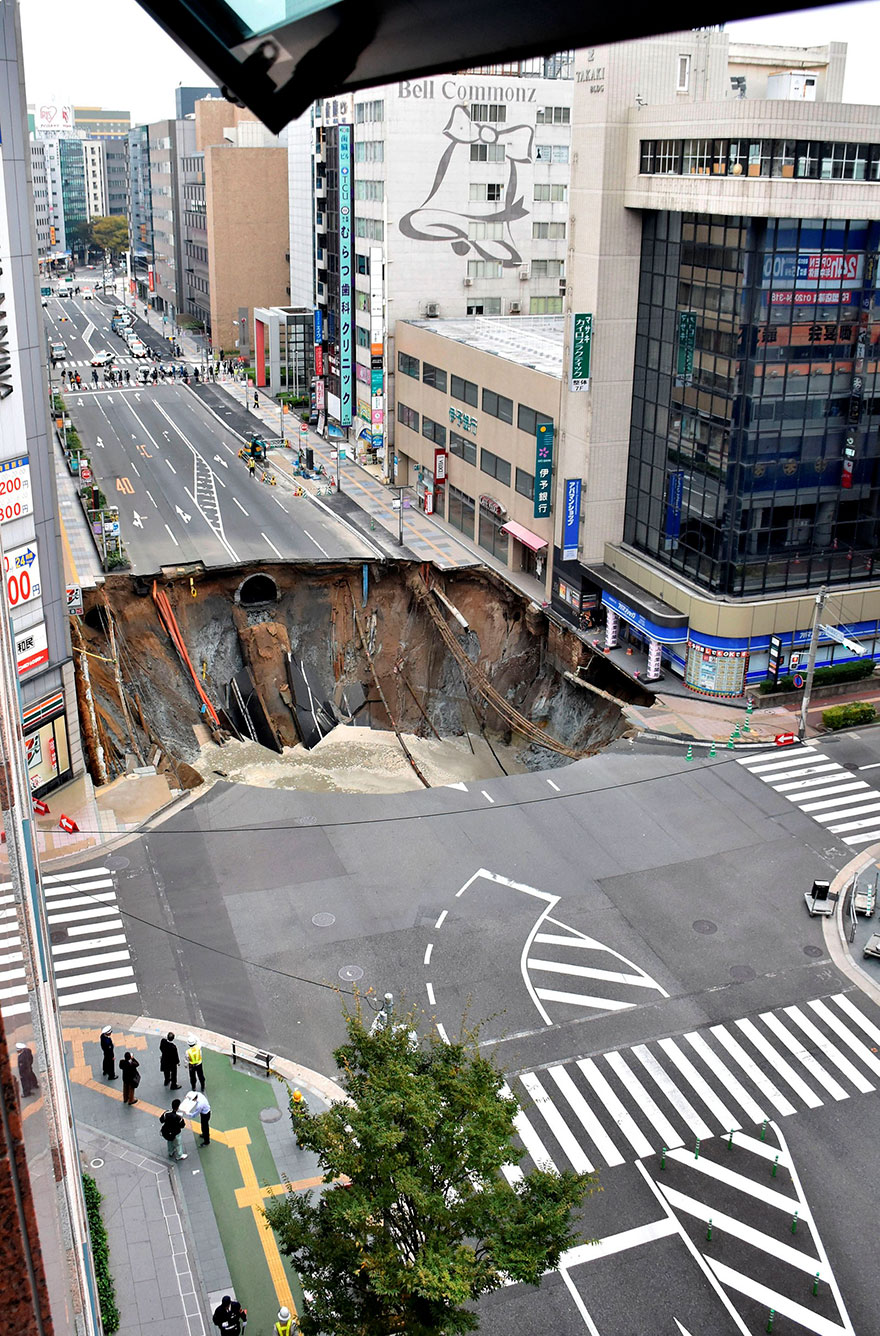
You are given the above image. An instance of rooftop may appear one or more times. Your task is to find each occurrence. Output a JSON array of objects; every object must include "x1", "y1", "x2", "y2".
[{"x1": 405, "y1": 315, "x2": 564, "y2": 376}]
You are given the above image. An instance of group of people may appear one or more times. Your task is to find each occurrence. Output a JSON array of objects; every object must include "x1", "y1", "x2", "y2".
[
  {"x1": 212, "y1": 1295, "x2": 293, "y2": 1336},
  {"x1": 99, "y1": 1025, "x2": 211, "y2": 1159},
  {"x1": 89, "y1": 367, "x2": 132, "y2": 388}
]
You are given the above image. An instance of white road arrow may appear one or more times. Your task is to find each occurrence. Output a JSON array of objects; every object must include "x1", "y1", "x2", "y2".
[
  {"x1": 95, "y1": 435, "x2": 104, "y2": 448},
  {"x1": 213, "y1": 454, "x2": 228, "y2": 469},
  {"x1": 132, "y1": 511, "x2": 145, "y2": 529},
  {"x1": 175, "y1": 505, "x2": 192, "y2": 523},
  {"x1": 76, "y1": 397, "x2": 84, "y2": 405}
]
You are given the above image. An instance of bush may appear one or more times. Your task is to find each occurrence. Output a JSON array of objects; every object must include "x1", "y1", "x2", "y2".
[
  {"x1": 822, "y1": 701, "x2": 877, "y2": 731},
  {"x1": 759, "y1": 659, "x2": 876, "y2": 694},
  {"x1": 105, "y1": 551, "x2": 130, "y2": 571},
  {"x1": 82, "y1": 1173, "x2": 120, "y2": 1335}
]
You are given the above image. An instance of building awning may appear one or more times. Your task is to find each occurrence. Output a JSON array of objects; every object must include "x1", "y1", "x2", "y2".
[{"x1": 500, "y1": 521, "x2": 548, "y2": 552}]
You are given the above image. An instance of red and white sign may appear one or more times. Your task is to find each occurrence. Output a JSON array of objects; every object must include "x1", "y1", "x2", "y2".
[
  {"x1": 775, "y1": 733, "x2": 797, "y2": 747},
  {"x1": 315, "y1": 346, "x2": 324, "y2": 376},
  {"x1": 15, "y1": 622, "x2": 48, "y2": 677},
  {"x1": 58, "y1": 814, "x2": 79, "y2": 834},
  {"x1": 80, "y1": 465, "x2": 92, "y2": 483},
  {"x1": 434, "y1": 448, "x2": 447, "y2": 482},
  {"x1": 147, "y1": 266, "x2": 155, "y2": 293},
  {"x1": 32, "y1": 799, "x2": 50, "y2": 815},
  {"x1": 4, "y1": 542, "x2": 41, "y2": 609},
  {"x1": 66, "y1": 585, "x2": 83, "y2": 615},
  {"x1": 0, "y1": 457, "x2": 33, "y2": 524}
]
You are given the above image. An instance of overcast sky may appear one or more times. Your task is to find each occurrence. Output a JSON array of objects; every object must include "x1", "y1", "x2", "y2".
[{"x1": 18, "y1": 0, "x2": 880, "y2": 127}]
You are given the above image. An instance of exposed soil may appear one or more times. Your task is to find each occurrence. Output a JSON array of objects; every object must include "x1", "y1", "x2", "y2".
[{"x1": 73, "y1": 561, "x2": 647, "y2": 794}]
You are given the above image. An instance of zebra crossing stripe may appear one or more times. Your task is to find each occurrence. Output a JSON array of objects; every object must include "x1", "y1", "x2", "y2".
[
  {"x1": 664, "y1": 1149, "x2": 802, "y2": 1214},
  {"x1": 705, "y1": 1259, "x2": 851, "y2": 1336},
  {"x1": 520, "y1": 1072, "x2": 595, "y2": 1173},
  {"x1": 547, "y1": 1065, "x2": 625, "y2": 1167},
  {"x1": 710, "y1": 1025, "x2": 797, "y2": 1116},
  {"x1": 52, "y1": 934, "x2": 127, "y2": 954},
  {"x1": 801, "y1": 791, "x2": 878, "y2": 812},
  {"x1": 659, "y1": 1182, "x2": 820, "y2": 1273},
  {"x1": 499, "y1": 1083, "x2": 554, "y2": 1171},
  {"x1": 632, "y1": 1044, "x2": 713, "y2": 1140},
  {"x1": 784, "y1": 1006, "x2": 874, "y2": 1093},
  {"x1": 576, "y1": 1057, "x2": 654, "y2": 1158},
  {"x1": 773, "y1": 768, "x2": 847, "y2": 790},
  {"x1": 605, "y1": 1050, "x2": 683, "y2": 1149},
  {"x1": 53, "y1": 950, "x2": 131, "y2": 972},
  {"x1": 684, "y1": 1032, "x2": 766, "y2": 1124},
  {"x1": 735, "y1": 1017, "x2": 823, "y2": 1109},
  {"x1": 528, "y1": 958, "x2": 660, "y2": 988},
  {"x1": 57, "y1": 982, "x2": 138, "y2": 1007},
  {"x1": 833, "y1": 992, "x2": 880, "y2": 1046},
  {"x1": 760, "y1": 1011, "x2": 848, "y2": 1101},
  {"x1": 533, "y1": 988, "x2": 636, "y2": 1011},
  {"x1": 658, "y1": 1036, "x2": 741, "y2": 1131},
  {"x1": 808, "y1": 999, "x2": 880, "y2": 1079}
]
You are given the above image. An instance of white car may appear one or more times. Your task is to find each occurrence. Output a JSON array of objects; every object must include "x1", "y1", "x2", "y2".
[
  {"x1": 90, "y1": 350, "x2": 115, "y2": 367},
  {"x1": 128, "y1": 340, "x2": 148, "y2": 358},
  {"x1": 82, "y1": 289, "x2": 93, "y2": 300}
]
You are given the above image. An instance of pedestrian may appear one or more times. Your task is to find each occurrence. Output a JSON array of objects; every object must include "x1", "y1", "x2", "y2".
[
  {"x1": 124, "y1": 369, "x2": 130, "y2": 385},
  {"x1": 231, "y1": 1301, "x2": 247, "y2": 1333},
  {"x1": 160, "y1": 1031, "x2": 181, "y2": 1088},
  {"x1": 159, "y1": 1098, "x2": 187, "y2": 1162},
  {"x1": 151, "y1": 368, "x2": 158, "y2": 384},
  {"x1": 188, "y1": 1089, "x2": 211, "y2": 1145},
  {"x1": 185, "y1": 1035, "x2": 205, "y2": 1090},
  {"x1": 212, "y1": 1296, "x2": 243, "y2": 1334},
  {"x1": 247, "y1": 457, "x2": 256, "y2": 480},
  {"x1": 275, "y1": 1306, "x2": 292, "y2": 1336},
  {"x1": 75, "y1": 372, "x2": 81, "y2": 388},
  {"x1": 91, "y1": 369, "x2": 99, "y2": 387},
  {"x1": 253, "y1": 391, "x2": 259, "y2": 409},
  {"x1": 100, "y1": 1025, "x2": 117, "y2": 1080},
  {"x1": 120, "y1": 1050, "x2": 140, "y2": 1104},
  {"x1": 16, "y1": 1043, "x2": 38, "y2": 1097}
]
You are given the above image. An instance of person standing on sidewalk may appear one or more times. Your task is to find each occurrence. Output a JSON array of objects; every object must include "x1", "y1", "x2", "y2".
[
  {"x1": 159, "y1": 1099, "x2": 187, "y2": 1162},
  {"x1": 188, "y1": 1089, "x2": 211, "y2": 1145},
  {"x1": 160, "y1": 1031, "x2": 181, "y2": 1088},
  {"x1": 185, "y1": 1035, "x2": 206, "y2": 1090},
  {"x1": 120, "y1": 1051, "x2": 140, "y2": 1105},
  {"x1": 212, "y1": 1297, "x2": 238, "y2": 1334},
  {"x1": 100, "y1": 1025, "x2": 117, "y2": 1080},
  {"x1": 275, "y1": 1306, "x2": 292, "y2": 1336}
]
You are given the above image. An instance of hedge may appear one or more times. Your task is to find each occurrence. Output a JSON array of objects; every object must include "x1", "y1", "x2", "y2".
[
  {"x1": 822, "y1": 701, "x2": 877, "y2": 731},
  {"x1": 759, "y1": 659, "x2": 876, "y2": 694},
  {"x1": 82, "y1": 1173, "x2": 120, "y2": 1334}
]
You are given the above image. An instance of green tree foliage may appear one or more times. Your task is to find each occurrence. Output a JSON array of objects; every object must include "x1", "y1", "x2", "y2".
[
  {"x1": 264, "y1": 1003, "x2": 595, "y2": 1336},
  {"x1": 89, "y1": 216, "x2": 130, "y2": 255},
  {"x1": 82, "y1": 1173, "x2": 120, "y2": 1334}
]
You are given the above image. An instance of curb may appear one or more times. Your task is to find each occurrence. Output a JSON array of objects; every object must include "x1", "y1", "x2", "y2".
[{"x1": 824, "y1": 844, "x2": 880, "y2": 1009}]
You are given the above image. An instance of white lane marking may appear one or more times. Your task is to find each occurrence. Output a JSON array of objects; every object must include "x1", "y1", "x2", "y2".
[
  {"x1": 784, "y1": 1005, "x2": 874, "y2": 1093},
  {"x1": 664, "y1": 1148, "x2": 802, "y2": 1213},
  {"x1": 557, "y1": 1267, "x2": 602, "y2": 1336},
  {"x1": 574, "y1": 1058, "x2": 656, "y2": 1164},
  {"x1": 262, "y1": 531, "x2": 284, "y2": 559},
  {"x1": 547, "y1": 779, "x2": 560, "y2": 791},
  {"x1": 546, "y1": 1065, "x2": 624, "y2": 1167},
  {"x1": 684, "y1": 1032, "x2": 766, "y2": 1123},
  {"x1": 165, "y1": 459, "x2": 177, "y2": 474},
  {"x1": 43, "y1": 892, "x2": 117, "y2": 912},
  {"x1": 424, "y1": 943, "x2": 433, "y2": 965},
  {"x1": 528, "y1": 959, "x2": 662, "y2": 987},
  {"x1": 760, "y1": 1011, "x2": 847, "y2": 1101},
  {"x1": 233, "y1": 497, "x2": 249, "y2": 515},
  {"x1": 520, "y1": 1072, "x2": 594, "y2": 1173},
  {"x1": 563, "y1": 1218, "x2": 680, "y2": 1271},
  {"x1": 710, "y1": 1024, "x2": 796, "y2": 1116},
  {"x1": 434, "y1": 910, "x2": 447, "y2": 929},
  {"x1": 500, "y1": 1082, "x2": 554, "y2": 1169},
  {"x1": 58, "y1": 981, "x2": 139, "y2": 1007},
  {"x1": 535, "y1": 988, "x2": 636, "y2": 1011},
  {"x1": 42, "y1": 877, "x2": 113, "y2": 895},
  {"x1": 302, "y1": 528, "x2": 329, "y2": 557},
  {"x1": 658, "y1": 1036, "x2": 741, "y2": 1131},
  {"x1": 481, "y1": 790, "x2": 495, "y2": 804},
  {"x1": 632, "y1": 1045, "x2": 713, "y2": 1140},
  {"x1": 858, "y1": 761, "x2": 880, "y2": 770},
  {"x1": 146, "y1": 489, "x2": 158, "y2": 508},
  {"x1": 272, "y1": 496, "x2": 288, "y2": 512},
  {"x1": 436, "y1": 1022, "x2": 449, "y2": 1044},
  {"x1": 704, "y1": 1259, "x2": 850, "y2": 1336},
  {"x1": 131, "y1": 463, "x2": 141, "y2": 477},
  {"x1": 746, "y1": 753, "x2": 823, "y2": 773},
  {"x1": 605, "y1": 1050, "x2": 682, "y2": 1149},
  {"x1": 164, "y1": 523, "x2": 179, "y2": 546},
  {"x1": 771, "y1": 766, "x2": 846, "y2": 789},
  {"x1": 66, "y1": 918, "x2": 124, "y2": 936},
  {"x1": 659, "y1": 1183, "x2": 821, "y2": 1273},
  {"x1": 735, "y1": 1017, "x2": 823, "y2": 1109},
  {"x1": 808, "y1": 998, "x2": 880, "y2": 1079},
  {"x1": 426, "y1": 982, "x2": 435, "y2": 1006},
  {"x1": 843, "y1": 830, "x2": 880, "y2": 846},
  {"x1": 833, "y1": 993, "x2": 880, "y2": 1047}
]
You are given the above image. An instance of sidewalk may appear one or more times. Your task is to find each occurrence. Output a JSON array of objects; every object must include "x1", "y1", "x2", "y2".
[{"x1": 59, "y1": 1012, "x2": 343, "y2": 1336}]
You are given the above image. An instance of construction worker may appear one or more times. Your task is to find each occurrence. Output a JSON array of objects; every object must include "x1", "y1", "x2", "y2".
[
  {"x1": 275, "y1": 1306, "x2": 292, "y2": 1336},
  {"x1": 185, "y1": 1034, "x2": 206, "y2": 1091},
  {"x1": 247, "y1": 456, "x2": 256, "y2": 480}
]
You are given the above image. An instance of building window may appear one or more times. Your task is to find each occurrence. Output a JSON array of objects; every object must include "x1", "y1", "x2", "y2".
[
  {"x1": 682, "y1": 139, "x2": 713, "y2": 174},
  {"x1": 482, "y1": 389, "x2": 513, "y2": 424},
  {"x1": 677, "y1": 54, "x2": 691, "y2": 91},
  {"x1": 468, "y1": 221, "x2": 504, "y2": 241},
  {"x1": 354, "y1": 140, "x2": 384, "y2": 163},
  {"x1": 467, "y1": 298, "x2": 503, "y2": 315},
  {"x1": 470, "y1": 183, "x2": 503, "y2": 202},
  {"x1": 518, "y1": 404, "x2": 554, "y2": 436},
  {"x1": 515, "y1": 467, "x2": 535, "y2": 499},
  {"x1": 470, "y1": 103, "x2": 507, "y2": 123},
  {"x1": 423, "y1": 362, "x2": 447, "y2": 392},
  {"x1": 356, "y1": 325, "x2": 370, "y2": 348},
  {"x1": 529, "y1": 297, "x2": 564, "y2": 314},
  {"x1": 422, "y1": 416, "x2": 447, "y2": 446},
  {"x1": 355, "y1": 216, "x2": 384, "y2": 240},
  {"x1": 470, "y1": 143, "x2": 506, "y2": 163},
  {"x1": 356, "y1": 290, "x2": 369, "y2": 311},
  {"x1": 355, "y1": 99, "x2": 384, "y2": 122},
  {"x1": 534, "y1": 183, "x2": 567, "y2": 202},
  {"x1": 467, "y1": 260, "x2": 503, "y2": 278},
  {"x1": 535, "y1": 106, "x2": 571, "y2": 125},
  {"x1": 356, "y1": 253, "x2": 371, "y2": 275},
  {"x1": 397, "y1": 402, "x2": 419, "y2": 432},
  {"x1": 451, "y1": 374, "x2": 478, "y2": 407},
  {"x1": 354, "y1": 179, "x2": 384, "y2": 200},
  {"x1": 478, "y1": 504, "x2": 509, "y2": 559},
  {"x1": 449, "y1": 430, "x2": 477, "y2": 465},
  {"x1": 448, "y1": 485, "x2": 475, "y2": 539},
  {"x1": 655, "y1": 139, "x2": 680, "y2": 174},
  {"x1": 530, "y1": 260, "x2": 564, "y2": 278},
  {"x1": 532, "y1": 221, "x2": 566, "y2": 240},
  {"x1": 398, "y1": 351, "x2": 419, "y2": 378},
  {"x1": 535, "y1": 144, "x2": 569, "y2": 164},
  {"x1": 480, "y1": 448, "x2": 511, "y2": 485}
]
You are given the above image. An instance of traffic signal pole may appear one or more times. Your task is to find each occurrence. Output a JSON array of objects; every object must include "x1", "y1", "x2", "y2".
[{"x1": 798, "y1": 587, "x2": 827, "y2": 743}]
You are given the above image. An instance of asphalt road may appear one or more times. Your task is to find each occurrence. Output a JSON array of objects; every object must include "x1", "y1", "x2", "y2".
[{"x1": 88, "y1": 733, "x2": 880, "y2": 1335}]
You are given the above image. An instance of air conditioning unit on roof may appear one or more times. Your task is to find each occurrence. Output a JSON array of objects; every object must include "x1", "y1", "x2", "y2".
[
  {"x1": 463, "y1": 276, "x2": 473, "y2": 287},
  {"x1": 508, "y1": 300, "x2": 521, "y2": 314},
  {"x1": 424, "y1": 302, "x2": 440, "y2": 317}
]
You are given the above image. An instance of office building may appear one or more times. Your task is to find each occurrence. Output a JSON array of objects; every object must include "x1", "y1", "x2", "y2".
[
  {"x1": 128, "y1": 123, "x2": 153, "y2": 274},
  {"x1": 83, "y1": 138, "x2": 106, "y2": 219},
  {"x1": 58, "y1": 136, "x2": 87, "y2": 253},
  {"x1": 551, "y1": 31, "x2": 880, "y2": 693},
  {"x1": 29, "y1": 138, "x2": 50, "y2": 255},
  {"x1": 72, "y1": 104, "x2": 131, "y2": 139},
  {"x1": 147, "y1": 117, "x2": 183, "y2": 320},
  {"x1": 175, "y1": 84, "x2": 220, "y2": 118}
]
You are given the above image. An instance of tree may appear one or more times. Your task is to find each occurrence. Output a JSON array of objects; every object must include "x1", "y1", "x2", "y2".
[
  {"x1": 67, "y1": 219, "x2": 92, "y2": 258},
  {"x1": 264, "y1": 1002, "x2": 595, "y2": 1336},
  {"x1": 89, "y1": 216, "x2": 130, "y2": 256}
]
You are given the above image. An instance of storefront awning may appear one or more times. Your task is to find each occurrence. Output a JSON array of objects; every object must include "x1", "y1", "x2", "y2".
[{"x1": 500, "y1": 521, "x2": 548, "y2": 553}]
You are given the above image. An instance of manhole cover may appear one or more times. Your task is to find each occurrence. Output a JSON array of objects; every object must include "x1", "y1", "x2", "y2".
[
  {"x1": 89, "y1": 1158, "x2": 104, "y2": 1168},
  {"x1": 339, "y1": 964, "x2": 364, "y2": 981},
  {"x1": 692, "y1": 919, "x2": 718, "y2": 935},
  {"x1": 260, "y1": 1108, "x2": 282, "y2": 1123},
  {"x1": 730, "y1": 965, "x2": 756, "y2": 981},
  {"x1": 312, "y1": 913, "x2": 336, "y2": 927},
  {"x1": 804, "y1": 945, "x2": 824, "y2": 958},
  {"x1": 104, "y1": 855, "x2": 130, "y2": 870}
]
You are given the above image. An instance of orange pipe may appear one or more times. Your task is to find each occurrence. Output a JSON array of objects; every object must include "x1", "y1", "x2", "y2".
[{"x1": 151, "y1": 582, "x2": 221, "y2": 726}]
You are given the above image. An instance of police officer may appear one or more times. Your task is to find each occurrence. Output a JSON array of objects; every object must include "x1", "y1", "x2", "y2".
[
  {"x1": 275, "y1": 1306, "x2": 292, "y2": 1336},
  {"x1": 186, "y1": 1034, "x2": 205, "y2": 1091}
]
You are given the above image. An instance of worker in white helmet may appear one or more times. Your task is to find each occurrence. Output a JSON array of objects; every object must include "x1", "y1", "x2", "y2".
[
  {"x1": 275, "y1": 1306, "x2": 292, "y2": 1336},
  {"x1": 185, "y1": 1034, "x2": 205, "y2": 1091}
]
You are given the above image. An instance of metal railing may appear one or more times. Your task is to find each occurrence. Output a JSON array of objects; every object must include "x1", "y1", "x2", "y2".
[{"x1": 849, "y1": 881, "x2": 858, "y2": 944}]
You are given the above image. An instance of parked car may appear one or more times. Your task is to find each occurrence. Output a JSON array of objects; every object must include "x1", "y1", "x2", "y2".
[
  {"x1": 128, "y1": 340, "x2": 148, "y2": 358},
  {"x1": 90, "y1": 350, "x2": 115, "y2": 367},
  {"x1": 81, "y1": 289, "x2": 93, "y2": 300},
  {"x1": 50, "y1": 342, "x2": 67, "y2": 365}
]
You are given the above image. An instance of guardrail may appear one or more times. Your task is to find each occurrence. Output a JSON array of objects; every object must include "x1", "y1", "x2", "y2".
[{"x1": 848, "y1": 880, "x2": 858, "y2": 944}]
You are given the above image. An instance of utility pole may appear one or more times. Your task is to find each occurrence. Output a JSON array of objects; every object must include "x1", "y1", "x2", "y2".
[{"x1": 798, "y1": 586, "x2": 827, "y2": 742}]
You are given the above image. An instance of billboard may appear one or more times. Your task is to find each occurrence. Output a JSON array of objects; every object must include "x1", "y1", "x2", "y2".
[
  {"x1": 337, "y1": 125, "x2": 353, "y2": 426},
  {"x1": 562, "y1": 479, "x2": 580, "y2": 560}
]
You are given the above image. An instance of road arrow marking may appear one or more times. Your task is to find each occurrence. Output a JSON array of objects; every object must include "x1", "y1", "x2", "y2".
[
  {"x1": 95, "y1": 436, "x2": 104, "y2": 448},
  {"x1": 213, "y1": 454, "x2": 228, "y2": 468},
  {"x1": 175, "y1": 505, "x2": 191, "y2": 523},
  {"x1": 132, "y1": 511, "x2": 144, "y2": 529}
]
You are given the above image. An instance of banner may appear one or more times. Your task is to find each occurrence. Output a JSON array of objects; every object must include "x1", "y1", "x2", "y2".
[
  {"x1": 570, "y1": 313, "x2": 592, "y2": 391},
  {"x1": 562, "y1": 478, "x2": 580, "y2": 559},
  {"x1": 534, "y1": 423, "x2": 554, "y2": 519},
  {"x1": 337, "y1": 125, "x2": 353, "y2": 426},
  {"x1": 676, "y1": 312, "x2": 696, "y2": 385}
]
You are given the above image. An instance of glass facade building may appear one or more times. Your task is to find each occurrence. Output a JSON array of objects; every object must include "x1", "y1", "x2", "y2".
[{"x1": 625, "y1": 211, "x2": 880, "y2": 597}]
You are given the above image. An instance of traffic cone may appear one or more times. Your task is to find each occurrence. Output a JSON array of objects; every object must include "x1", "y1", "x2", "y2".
[
  {"x1": 685, "y1": 745, "x2": 693, "y2": 762},
  {"x1": 709, "y1": 741, "x2": 717, "y2": 757}
]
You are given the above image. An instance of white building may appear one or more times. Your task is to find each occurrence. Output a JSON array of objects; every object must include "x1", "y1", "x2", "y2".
[
  {"x1": 29, "y1": 138, "x2": 50, "y2": 255},
  {"x1": 82, "y1": 138, "x2": 106, "y2": 220}
]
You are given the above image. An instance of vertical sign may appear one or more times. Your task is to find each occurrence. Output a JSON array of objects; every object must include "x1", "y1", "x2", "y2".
[
  {"x1": 534, "y1": 423, "x2": 554, "y2": 519},
  {"x1": 676, "y1": 311, "x2": 697, "y2": 384},
  {"x1": 337, "y1": 124, "x2": 353, "y2": 427},
  {"x1": 314, "y1": 308, "x2": 324, "y2": 377},
  {"x1": 369, "y1": 244, "x2": 384, "y2": 455},
  {"x1": 562, "y1": 478, "x2": 581, "y2": 559},
  {"x1": 767, "y1": 633, "x2": 782, "y2": 683},
  {"x1": 147, "y1": 265, "x2": 155, "y2": 293},
  {"x1": 570, "y1": 313, "x2": 592, "y2": 391},
  {"x1": 665, "y1": 469, "x2": 684, "y2": 547}
]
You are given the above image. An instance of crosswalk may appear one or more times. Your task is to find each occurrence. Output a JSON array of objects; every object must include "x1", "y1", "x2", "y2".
[
  {"x1": 58, "y1": 356, "x2": 145, "y2": 370},
  {"x1": 738, "y1": 745, "x2": 880, "y2": 847},
  {"x1": 0, "y1": 865, "x2": 139, "y2": 1017},
  {"x1": 504, "y1": 992, "x2": 880, "y2": 1179},
  {"x1": 525, "y1": 913, "x2": 668, "y2": 1023}
]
